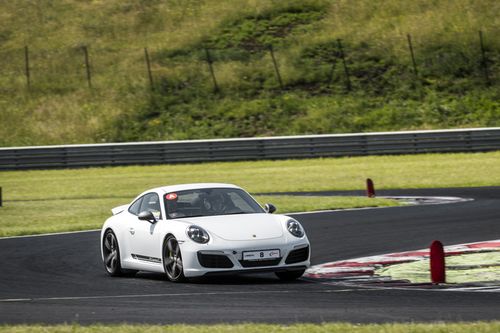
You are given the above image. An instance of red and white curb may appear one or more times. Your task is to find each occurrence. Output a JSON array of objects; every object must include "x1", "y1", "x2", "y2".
[
  {"x1": 304, "y1": 240, "x2": 500, "y2": 292},
  {"x1": 384, "y1": 196, "x2": 473, "y2": 205}
]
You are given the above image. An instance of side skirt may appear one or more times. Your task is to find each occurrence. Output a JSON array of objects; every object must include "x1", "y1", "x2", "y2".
[{"x1": 131, "y1": 253, "x2": 162, "y2": 264}]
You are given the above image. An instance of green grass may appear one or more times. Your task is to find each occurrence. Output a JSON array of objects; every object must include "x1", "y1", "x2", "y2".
[
  {"x1": 0, "y1": 0, "x2": 499, "y2": 146},
  {"x1": 0, "y1": 196, "x2": 398, "y2": 237},
  {"x1": 1, "y1": 323, "x2": 500, "y2": 333},
  {"x1": 0, "y1": 197, "x2": 125, "y2": 237},
  {"x1": 1, "y1": 151, "x2": 499, "y2": 201},
  {"x1": 256, "y1": 196, "x2": 399, "y2": 213},
  {"x1": 1, "y1": 151, "x2": 499, "y2": 237},
  {"x1": 378, "y1": 251, "x2": 500, "y2": 284}
]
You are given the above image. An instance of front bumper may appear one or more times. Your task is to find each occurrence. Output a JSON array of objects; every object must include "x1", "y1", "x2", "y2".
[
  {"x1": 180, "y1": 237, "x2": 310, "y2": 278},
  {"x1": 203, "y1": 265, "x2": 308, "y2": 277}
]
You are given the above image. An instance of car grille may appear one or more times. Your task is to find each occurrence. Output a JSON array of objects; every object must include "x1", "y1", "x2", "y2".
[
  {"x1": 285, "y1": 246, "x2": 309, "y2": 264},
  {"x1": 197, "y1": 253, "x2": 234, "y2": 268},
  {"x1": 239, "y1": 258, "x2": 282, "y2": 268}
]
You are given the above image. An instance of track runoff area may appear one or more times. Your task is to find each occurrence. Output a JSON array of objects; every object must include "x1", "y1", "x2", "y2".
[{"x1": 0, "y1": 187, "x2": 499, "y2": 324}]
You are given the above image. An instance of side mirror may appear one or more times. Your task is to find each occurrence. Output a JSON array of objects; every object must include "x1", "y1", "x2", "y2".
[
  {"x1": 264, "y1": 203, "x2": 276, "y2": 214},
  {"x1": 138, "y1": 210, "x2": 157, "y2": 224}
]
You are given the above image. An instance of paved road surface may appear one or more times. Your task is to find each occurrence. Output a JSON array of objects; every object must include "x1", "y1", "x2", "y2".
[{"x1": 1, "y1": 187, "x2": 499, "y2": 324}]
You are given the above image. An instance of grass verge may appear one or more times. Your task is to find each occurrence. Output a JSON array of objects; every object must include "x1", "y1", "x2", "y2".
[
  {"x1": 2, "y1": 151, "x2": 500, "y2": 201},
  {"x1": 378, "y1": 251, "x2": 500, "y2": 284},
  {"x1": 0, "y1": 1, "x2": 499, "y2": 146},
  {"x1": 0, "y1": 196, "x2": 399, "y2": 237},
  {"x1": 1, "y1": 323, "x2": 500, "y2": 333},
  {"x1": 1, "y1": 151, "x2": 499, "y2": 237}
]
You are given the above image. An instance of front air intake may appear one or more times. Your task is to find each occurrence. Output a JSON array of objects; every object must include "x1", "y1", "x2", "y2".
[
  {"x1": 197, "y1": 253, "x2": 234, "y2": 268},
  {"x1": 285, "y1": 246, "x2": 309, "y2": 264}
]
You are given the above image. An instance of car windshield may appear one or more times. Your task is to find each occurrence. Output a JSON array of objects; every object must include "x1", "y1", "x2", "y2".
[{"x1": 164, "y1": 187, "x2": 265, "y2": 219}]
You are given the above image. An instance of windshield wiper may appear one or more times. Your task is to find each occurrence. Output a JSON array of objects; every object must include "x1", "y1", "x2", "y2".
[
  {"x1": 223, "y1": 211, "x2": 251, "y2": 215},
  {"x1": 172, "y1": 212, "x2": 253, "y2": 219},
  {"x1": 172, "y1": 214, "x2": 206, "y2": 219}
]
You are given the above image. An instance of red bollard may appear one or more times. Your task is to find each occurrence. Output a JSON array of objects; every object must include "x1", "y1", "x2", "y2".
[
  {"x1": 430, "y1": 240, "x2": 446, "y2": 284},
  {"x1": 366, "y1": 178, "x2": 375, "y2": 198}
]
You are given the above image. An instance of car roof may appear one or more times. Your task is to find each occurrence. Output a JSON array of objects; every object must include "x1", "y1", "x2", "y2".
[{"x1": 145, "y1": 183, "x2": 242, "y2": 196}]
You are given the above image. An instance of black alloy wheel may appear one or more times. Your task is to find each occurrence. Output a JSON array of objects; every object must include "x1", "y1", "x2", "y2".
[
  {"x1": 102, "y1": 230, "x2": 137, "y2": 277},
  {"x1": 103, "y1": 230, "x2": 122, "y2": 276},
  {"x1": 163, "y1": 235, "x2": 186, "y2": 282}
]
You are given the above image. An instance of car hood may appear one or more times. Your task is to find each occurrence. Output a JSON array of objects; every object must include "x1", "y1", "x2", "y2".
[{"x1": 180, "y1": 213, "x2": 284, "y2": 241}]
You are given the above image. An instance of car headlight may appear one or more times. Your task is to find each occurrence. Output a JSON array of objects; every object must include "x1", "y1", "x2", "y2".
[
  {"x1": 186, "y1": 225, "x2": 210, "y2": 244},
  {"x1": 287, "y1": 219, "x2": 305, "y2": 238}
]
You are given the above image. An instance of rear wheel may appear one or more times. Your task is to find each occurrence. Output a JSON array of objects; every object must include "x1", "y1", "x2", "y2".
[
  {"x1": 103, "y1": 230, "x2": 123, "y2": 276},
  {"x1": 275, "y1": 269, "x2": 305, "y2": 281},
  {"x1": 163, "y1": 235, "x2": 186, "y2": 282},
  {"x1": 102, "y1": 230, "x2": 137, "y2": 277}
]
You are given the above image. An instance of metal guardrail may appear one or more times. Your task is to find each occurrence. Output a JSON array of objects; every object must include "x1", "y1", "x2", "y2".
[{"x1": 1, "y1": 128, "x2": 500, "y2": 170}]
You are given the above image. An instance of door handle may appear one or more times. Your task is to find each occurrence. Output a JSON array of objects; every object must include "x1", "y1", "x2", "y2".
[{"x1": 129, "y1": 228, "x2": 135, "y2": 235}]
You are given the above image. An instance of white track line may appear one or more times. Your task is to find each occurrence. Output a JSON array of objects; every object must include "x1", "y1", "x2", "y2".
[
  {"x1": 290, "y1": 196, "x2": 471, "y2": 215},
  {"x1": 0, "y1": 288, "x2": 374, "y2": 303},
  {"x1": 289, "y1": 206, "x2": 399, "y2": 216},
  {"x1": 313, "y1": 279, "x2": 500, "y2": 293},
  {"x1": 0, "y1": 205, "x2": 395, "y2": 240},
  {"x1": 0, "y1": 196, "x2": 472, "y2": 240},
  {"x1": 0, "y1": 229, "x2": 100, "y2": 240},
  {"x1": 0, "y1": 205, "x2": 422, "y2": 241}
]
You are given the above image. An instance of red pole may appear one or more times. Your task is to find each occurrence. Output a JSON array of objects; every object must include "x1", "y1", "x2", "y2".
[
  {"x1": 366, "y1": 178, "x2": 375, "y2": 198},
  {"x1": 430, "y1": 240, "x2": 446, "y2": 284}
]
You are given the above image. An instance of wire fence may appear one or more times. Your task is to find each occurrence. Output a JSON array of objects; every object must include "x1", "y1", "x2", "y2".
[{"x1": 0, "y1": 31, "x2": 497, "y2": 95}]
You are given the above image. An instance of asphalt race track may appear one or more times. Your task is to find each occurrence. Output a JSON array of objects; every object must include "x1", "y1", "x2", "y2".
[{"x1": 1, "y1": 187, "x2": 499, "y2": 324}]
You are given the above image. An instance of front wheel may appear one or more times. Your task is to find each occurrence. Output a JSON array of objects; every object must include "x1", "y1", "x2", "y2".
[
  {"x1": 163, "y1": 235, "x2": 186, "y2": 282},
  {"x1": 275, "y1": 269, "x2": 305, "y2": 281}
]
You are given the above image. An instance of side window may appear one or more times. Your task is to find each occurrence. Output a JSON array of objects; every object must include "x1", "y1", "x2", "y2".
[
  {"x1": 128, "y1": 197, "x2": 143, "y2": 216},
  {"x1": 140, "y1": 193, "x2": 162, "y2": 220}
]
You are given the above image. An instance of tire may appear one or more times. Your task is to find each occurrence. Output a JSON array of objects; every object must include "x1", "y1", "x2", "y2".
[
  {"x1": 275, "y1": 269, "x2": 305, "y2": 281},
  {"x1": 163, "y1": 235, "x2": 186, "y2": 282},
  {"x1": 102, "y1": 230, "x2": 137, "y2": 277}
]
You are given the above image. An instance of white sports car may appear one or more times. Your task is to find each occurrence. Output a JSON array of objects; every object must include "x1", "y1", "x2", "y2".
[{"x1": 101, "y1": 183, "x2": 310, "y2": 282}]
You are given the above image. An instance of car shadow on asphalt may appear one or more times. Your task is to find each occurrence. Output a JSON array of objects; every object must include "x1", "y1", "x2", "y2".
[{"x1": 134, "y1": 271, "x2": 311, "y2": 285}]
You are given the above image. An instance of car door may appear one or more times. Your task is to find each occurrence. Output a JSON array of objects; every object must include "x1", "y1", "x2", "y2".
[
  {"x1": 119, "y1": 195, "x2": 144, "y2": 263},
  {"x1": 129, "y1": 192, "x2": 164, "y2": 264}
]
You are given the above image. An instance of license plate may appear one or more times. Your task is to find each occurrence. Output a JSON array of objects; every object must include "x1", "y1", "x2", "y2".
[{"x1": 243, "y1": 249, "x2": 280, "y2": 261}]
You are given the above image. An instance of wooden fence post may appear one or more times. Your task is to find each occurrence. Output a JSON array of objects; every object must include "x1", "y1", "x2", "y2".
[
  {"x1": 205, "y1": 48, "x2": 219, "y2": 94},
  {"x1": 24, "y1": 46, "x2": 31, "y2": 89},
  {"x1": 478, "y1": 30, "x2": 491, "y2": 86},
  {"x1": 144, "y1": 47, "x2": 154, "y2": 89},
  {"x1": 337, "y1": 39, "x2": 351, "y2": 91},
  {"x1": 269, "y1": 45, "x2": 284, "y2": 90},
  {"x1": 407, "y1": 34, "x2": 419, "y2": 77},
  {"x1": 82, "y1": 45, "x2": 92, "y2": 89}
]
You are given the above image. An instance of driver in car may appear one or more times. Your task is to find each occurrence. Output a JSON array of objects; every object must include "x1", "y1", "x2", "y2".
[{"x1": 202, "y1": 192, "x2": 239, "y2": 215}]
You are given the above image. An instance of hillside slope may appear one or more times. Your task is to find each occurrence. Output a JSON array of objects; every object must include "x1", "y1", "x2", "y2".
[{"x1": 0, "y1": 0, "x2": 499, "y2": 146}]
